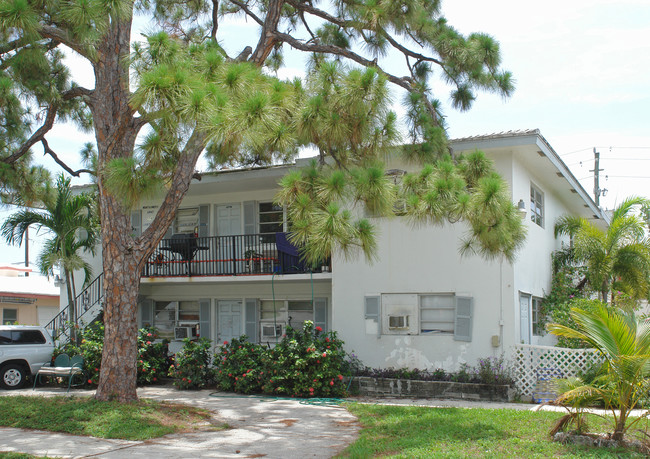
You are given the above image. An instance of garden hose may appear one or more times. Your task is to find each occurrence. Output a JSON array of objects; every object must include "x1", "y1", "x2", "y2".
[{"x1": 208, "y1": 392, "x2": 345, "y2": 407}]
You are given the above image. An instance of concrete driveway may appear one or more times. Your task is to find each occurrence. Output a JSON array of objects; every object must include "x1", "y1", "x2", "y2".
[{"x1": 0, "y1": 386, "x2": 360, "y2": 458}]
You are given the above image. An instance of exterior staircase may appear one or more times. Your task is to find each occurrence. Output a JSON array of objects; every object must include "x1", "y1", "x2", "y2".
[{"x1": 45, "y1": 272, "x2": 104, "y2": 345}]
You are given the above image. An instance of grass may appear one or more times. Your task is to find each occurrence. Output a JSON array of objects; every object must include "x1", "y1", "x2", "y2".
[
  {"x1": 340, "y1": 403, "x2": 647, "y2": 458},
  {"x1": 0, "y1": 396, "x2": 221, "y2": 440}
]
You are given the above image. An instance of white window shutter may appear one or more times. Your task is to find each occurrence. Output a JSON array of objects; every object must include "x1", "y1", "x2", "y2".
[
  {"x1": 198, "y1": 205, "x2": 209, "y2": 237},
  {"x1": 243, "y1": 201, "x2": 257, "y2": 235},
  {"x1": 140, "y1": 298, "x2": 154, "y2": 328},
  {"x1": 364, "y1": 296, "x2": 381, "y2": 338},
  {"x1": 314, "y1": 298, "x2": 328, "y2": 331},
  {"x1": 245, "y1": 298, "x2": 259, "y2": 343},
  {"x1": 199, "y1": 299, "x2": 211, "y2": 340},
  {"x1": 454, "y1": 296, "x2": 473, "y2": 342},
  {"x1": 130, "y1": 210, "x2": 142, "y2": 238}
]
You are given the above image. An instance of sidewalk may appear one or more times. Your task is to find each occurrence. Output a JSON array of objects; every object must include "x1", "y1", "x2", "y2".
[
  {"x1": 2, "y1": 386, "x2": 644, "y2": 458},
  {"x1": 0, "y1": 386, "x2": 360, "y2": 458}
]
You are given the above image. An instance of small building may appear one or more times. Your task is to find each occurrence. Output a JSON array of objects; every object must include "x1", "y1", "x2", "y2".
[
  {"x1": 60, "y1": 129, "x2": 607, "y2": 367},
  {"x1": 0, "y1": 266, "x2": 60, "y2": 326}
]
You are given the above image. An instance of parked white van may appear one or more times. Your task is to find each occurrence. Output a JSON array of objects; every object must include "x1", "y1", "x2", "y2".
[{"x1": 0, "y1": 326, "x2": 55, "y2": 389}]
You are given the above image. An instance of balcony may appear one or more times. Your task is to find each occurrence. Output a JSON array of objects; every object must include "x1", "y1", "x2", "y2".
[{"x1": 142, "y1": 232, "x2": 330, "y2": 278}]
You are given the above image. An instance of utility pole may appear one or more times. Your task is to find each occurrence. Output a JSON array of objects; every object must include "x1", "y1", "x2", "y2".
[{"x1": 590, "y1": 148, "x2": 604, "y2": 207}]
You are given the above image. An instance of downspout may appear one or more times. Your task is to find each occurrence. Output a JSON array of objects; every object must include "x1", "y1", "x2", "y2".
[{"x1": 499, "y1": 258, "x2": 504, "y2": 351}]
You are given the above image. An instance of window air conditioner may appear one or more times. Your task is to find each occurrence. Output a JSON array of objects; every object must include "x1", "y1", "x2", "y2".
[
  {"x1": 261, "y1": 324, "x2": 283, "y2": 338},
  {"x1": 174, "y1": 326, "x2": 196, "y2": 340},
  {"x1": 388, "y1": 315, "x2": 409, "y2": 329}
]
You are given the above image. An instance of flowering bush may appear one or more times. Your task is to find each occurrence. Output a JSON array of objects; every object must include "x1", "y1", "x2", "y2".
[
  {"x1": 214, "y1": 336, "x2": 266, "y2": 394},
  {"x1": 56, "y1": 323, "x2": 170, "y2": 387},
  {"x1": 168, "y1": 338, "x2": 214, "y2": 390},
  {"x1": 137, "y1": 327, "x2": 169, "y2": 385},
  {"x1": 213, "y1": 321, "x2": 348, "y2": 398},
  {"x1": 262, "y1": 321, "x2": 347, "y2": 398}
]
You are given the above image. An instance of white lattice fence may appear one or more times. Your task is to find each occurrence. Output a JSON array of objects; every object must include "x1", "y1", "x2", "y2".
[{"x1": 513, "y1": 344, "x2": 604, "y2": 397}]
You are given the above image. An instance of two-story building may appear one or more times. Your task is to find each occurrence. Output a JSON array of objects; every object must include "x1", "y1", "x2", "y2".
[{"x1": 61, "y1": 129, "x2": 606, "y2": 368}]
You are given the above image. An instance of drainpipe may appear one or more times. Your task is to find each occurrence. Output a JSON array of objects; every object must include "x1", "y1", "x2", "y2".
[{"x1": 499, "y1": 258, "x2": 504, "y2": 351}]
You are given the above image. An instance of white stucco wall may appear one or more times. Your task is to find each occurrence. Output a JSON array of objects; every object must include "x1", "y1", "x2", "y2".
[{"x1": 331, "y1": 218, "x2": 514, "y2": 371}]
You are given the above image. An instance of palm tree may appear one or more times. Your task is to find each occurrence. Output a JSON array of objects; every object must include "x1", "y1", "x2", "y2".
[
  {"x1": 1, "y1": 175, "x2": 98, "y2": 340},
  {"x1": 554, "y1": 197, "x2": 650, "y2": 303},
  {"x1": 547, "y1": 305, "x2": 650, "y2": 441}
]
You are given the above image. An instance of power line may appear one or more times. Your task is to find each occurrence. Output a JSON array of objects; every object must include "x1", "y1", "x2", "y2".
[{"x1": 560, "y1": 148, "x2": 591, "y2": 157}]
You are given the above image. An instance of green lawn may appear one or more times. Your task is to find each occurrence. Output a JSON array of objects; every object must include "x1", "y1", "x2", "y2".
[
  {"x1": 340, "y1": 404, "x2": 646, "y2": 458},
  {"x1": 0, "y1": 396, "x2": 219, "y2": 440}
]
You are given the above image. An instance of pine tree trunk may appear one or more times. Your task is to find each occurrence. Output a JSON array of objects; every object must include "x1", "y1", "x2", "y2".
[{"x1": 95, "y1": 224, "x2": 141, "y2": 401}]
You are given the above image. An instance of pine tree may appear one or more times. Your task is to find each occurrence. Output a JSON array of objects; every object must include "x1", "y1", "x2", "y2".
[{"x1": 2, "y1": 0, "x2": 518, "y2": 400}]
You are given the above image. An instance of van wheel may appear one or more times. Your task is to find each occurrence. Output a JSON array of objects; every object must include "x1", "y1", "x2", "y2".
[{"x1": 0, "y1": 364, "x2": 27, "y2": 390}]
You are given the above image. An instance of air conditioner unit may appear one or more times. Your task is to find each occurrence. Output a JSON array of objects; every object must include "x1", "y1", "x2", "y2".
[
  {"x1": 261, "y1": 323, "x2": 283, "y2": 339},
  {"x1": 174, "y1": 326, "x2": 197, "y2": 340},
  {"x1": 388, "y1": 315, "x2": 409, "y2": 329}
]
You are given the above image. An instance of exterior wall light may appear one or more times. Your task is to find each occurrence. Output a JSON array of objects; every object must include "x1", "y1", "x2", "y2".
[{"x1": 517, "y1": 199, "x2": 527, "y2": 218}]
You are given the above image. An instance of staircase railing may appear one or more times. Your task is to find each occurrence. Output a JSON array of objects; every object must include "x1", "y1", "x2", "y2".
[{"x1": 46, "y1": 272, "x2": 104, "y2": 344}]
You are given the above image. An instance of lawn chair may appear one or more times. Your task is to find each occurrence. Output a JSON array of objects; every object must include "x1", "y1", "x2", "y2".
[{"x1": 33, "y1": 353, "x2": 85, "y2": 393}]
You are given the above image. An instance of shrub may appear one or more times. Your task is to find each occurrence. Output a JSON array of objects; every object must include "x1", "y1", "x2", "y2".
[
  {"x1": 168, "y1": 338, "x2": 214, "y2": 390},
  {"x1": 476, "y1": 355, "x2": 513, "y2": 386},
  {"x1": 214, "y1": 336, "x2": 266, "y2": 394},
  {"x1": 262, "y1": 321, "x2": 347, "y2": 398},
  {"x1": 213, "y1": 321, "x2": 348, "y2": 398},
  {"x1": 549, "y1": 298, "x2": 605, "y2": 348},
  {"x1": 137, "y1": 327, "x2": 169, "y2": 385},
  {"x1": 56, "y1": 323, "x2": 170, "y2": 387}
]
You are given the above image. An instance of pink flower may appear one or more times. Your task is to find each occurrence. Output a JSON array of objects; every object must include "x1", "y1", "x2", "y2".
[
  {"x1": 316, "y1": 326, "x2": 322, "y2": 332},
  {"x1": 338, "y1": 374, "x2": 343, "y2": 381},
  {"x1": 223, "y1": 341, "x2": 228, "y2": 345},
  {"x1": 147, "y1": 333, "x2": 152, "y2": 337},
  {"x1": 322, "y1": 352, "x2": 327, "y2": 358},
  {"x1": 87, "y1": 379, "x2": 92, "y2": 384},
  {"x1": 153, "y1": 377, "x2": 157, "y2": 382},
  {"x1": 325, "y1": 337, "x2": 330, "y2": 342},
  {"x1": 146, "y1": 341, "x2": 151, "y2": 345},
  {"x1": 330, "y1": 380, "x2": 334, "y2": 386}
]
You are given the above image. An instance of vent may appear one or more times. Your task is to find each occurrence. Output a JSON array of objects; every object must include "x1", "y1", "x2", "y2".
[
  {"x1": 261, "y1": 324, "x2": 283, "y2": 338},
  {"x1": 388, "y1": 315, "x2": 409, "y2": 329}
]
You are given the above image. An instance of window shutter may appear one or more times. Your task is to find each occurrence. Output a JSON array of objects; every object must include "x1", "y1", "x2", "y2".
[
  {"x1": 364, "y1": 296, "x2": 381, "y2": 338},
  {"x1": 454, "y1": 296, "x2": 473, "y2": 342},
  {"x1": 243, "y1": 201, "x2": 257, "y2": 235},
  {"x1": 131, "y1": 210, "x2": 142, "y2": 238},
  {"x1": 314, "y1": 298, "x2": 328, "y2": 332},
  {"x1": 198, "y1": 205, "x2": 209, "y2": 237},
  {"x1": 199, "y1": 299, "x2": 211, "y2": 341},
  {"x1": 245, "y1": 298, "x2": 259, "y2": 343},
  {"x1": 140, "y1": 298, "x2": 154, "y2": 328}
]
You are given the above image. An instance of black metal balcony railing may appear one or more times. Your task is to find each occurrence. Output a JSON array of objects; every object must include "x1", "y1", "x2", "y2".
[{"x1": 142, "y1": 232, "x2": 330, "y2": 278}]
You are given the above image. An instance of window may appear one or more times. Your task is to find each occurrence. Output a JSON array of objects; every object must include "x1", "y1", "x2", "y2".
[
  {"x1": 259, "y1": 202, "x2": 283, "y2": 242},
  {"x1": 530, "y1": 184, "x2": 544, "y2": 227},
  {"x1": 2, "y1": 308, "x2": 17, "y2": 325},
  {"x1": 420, "y1": 295, "x2": 455, "y2": 334},
  {"x1": 532, "y1": 297, "x2": 543, "y2": 336},
  {"x1": 174, "y1": 207, "x2": 200, "y2": 234},
  {"x1": 153, "y1": 301, "x2": 200, "y2": 338},
  {"x1": 371, "y1": 293, "x2": 473, "y2": 340},
  {"x1": 154, "y1": 301, "x2": 176, "y2": 337}
]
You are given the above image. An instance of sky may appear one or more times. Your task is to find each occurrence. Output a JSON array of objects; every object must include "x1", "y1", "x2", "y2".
[{"x1": 2, "y1": 0, "x2": 649, "y2": 267}]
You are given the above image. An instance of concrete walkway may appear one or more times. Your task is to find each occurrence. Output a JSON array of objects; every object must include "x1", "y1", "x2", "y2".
[
  {"x1": 3, "y1": 386, "x2": 646, "y2": 458},
  {"x1": 0, "y1": 386, "x2": 360, "y2": 458}
]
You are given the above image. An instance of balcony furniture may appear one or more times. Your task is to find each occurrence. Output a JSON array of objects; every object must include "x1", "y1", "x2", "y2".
[{"x1": 160, "y1": 233, "x2": 209, "y2": 275}]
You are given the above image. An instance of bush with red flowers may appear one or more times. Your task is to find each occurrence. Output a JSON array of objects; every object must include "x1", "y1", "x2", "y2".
[
  {"x1": 214, "y1": 321, "x2": 348, "y2": 398},
  {"x1": 168, "y1": 337, "x2": 214, "y2": 390},
  {"x1": 213, "y1": 337, "x2": 266, "y2": 394},
  {"x1": 55, "y1": 323, "x2": 170, "y2": 387},
  {"x1": 136, "y1": 327, "x2": 170, "y2": 385}
]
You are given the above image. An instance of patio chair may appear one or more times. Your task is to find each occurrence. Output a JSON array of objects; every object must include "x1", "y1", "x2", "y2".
[{"x1": 33, "y1": 353, "x2": 85, "y2": 393}]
